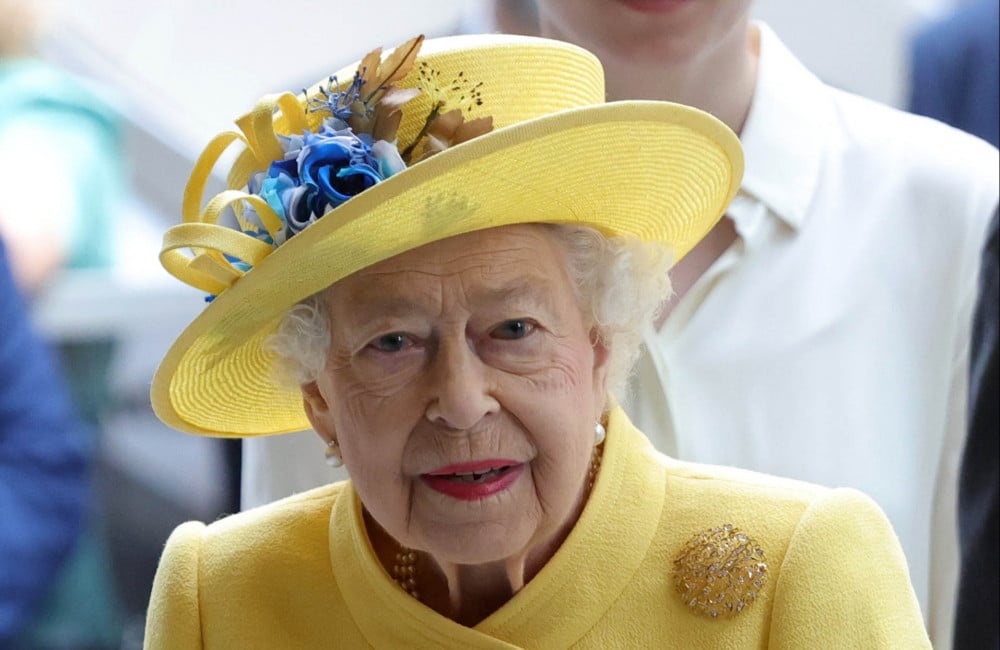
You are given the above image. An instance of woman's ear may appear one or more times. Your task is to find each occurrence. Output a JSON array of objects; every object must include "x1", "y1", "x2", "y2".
[
  {"x1": 589, "y1": 328, "x2": 611, "y2": 417},
  {"x1": 302, "y1": 381, "x2": 333, "y2": 438}
]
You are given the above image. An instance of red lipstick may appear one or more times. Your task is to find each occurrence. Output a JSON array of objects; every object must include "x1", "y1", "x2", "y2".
[{"x1": 422, "y1": 460, "x2": 524, "y2": 501}]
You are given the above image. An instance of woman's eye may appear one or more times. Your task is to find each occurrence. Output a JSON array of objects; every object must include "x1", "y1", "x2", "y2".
[
  {"x1": 368, "y1": 333, "x2": 410, "y2": 352},
  {"x1": 491, "y1": 319, "x2": 535, "y2": 340}
]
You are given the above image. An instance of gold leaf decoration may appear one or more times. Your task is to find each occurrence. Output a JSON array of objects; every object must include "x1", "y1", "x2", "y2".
[
  {"x1": 420, "y1": 110, "x2": 494, "y2": 160},
  {"x1": 360, "y1": 35, "x2": 425, "y2": 104},
  {"x1": 371, "y1": 86, "x2": 422, "y2": 142}
]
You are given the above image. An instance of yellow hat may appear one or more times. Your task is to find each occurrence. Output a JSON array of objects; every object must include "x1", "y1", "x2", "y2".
[{"x1": 152, "y1": 33, "x2": 743, "y2": 437}]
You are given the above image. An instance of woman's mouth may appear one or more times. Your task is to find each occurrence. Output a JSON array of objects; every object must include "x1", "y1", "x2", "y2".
[
  {"x1": 447, "y1": 466, "x2": 512, "y2": 483},
  {"x1": 422, "y1": 460, "x2": 524, "y2": 500}
]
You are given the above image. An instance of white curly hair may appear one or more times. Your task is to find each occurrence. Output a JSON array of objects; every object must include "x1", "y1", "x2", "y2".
[{"x1": 266, "y1": 223, "x2": 673, "y2": 409}]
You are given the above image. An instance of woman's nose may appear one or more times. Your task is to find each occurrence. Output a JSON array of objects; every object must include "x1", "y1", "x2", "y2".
[{"x1": 423, "y1": 336, "x2": 500, "y2": 430}]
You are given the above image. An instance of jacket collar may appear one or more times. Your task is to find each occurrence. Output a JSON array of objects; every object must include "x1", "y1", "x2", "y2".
[{"x1": 328, "y1": 408, "x2": 667, "y2": 647}]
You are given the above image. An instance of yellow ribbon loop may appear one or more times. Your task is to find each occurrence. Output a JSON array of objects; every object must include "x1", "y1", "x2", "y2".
[
  {"x1": 182, "y1": 130, "x2": 248, "y2": 224},
  {"x1": 187, "y1": 253, "x2": 242, "y2": 291},
  {"x1": 227, "y1": 148, "x2": 263, "y2": 194},
  {"x1": 170, "y1": 90, "x2": 310, "y2": 296},
  {"x1": 160, "y1": 222, "x2": 275, "y2": 295},
  {"x1": 201, "y1": 190, "x2": 285, "y2": 243},
  {"x1": 227, "y1": 92, "x2": 307, "y2": 190},
  {"x1": 235, "y1": 95, "x2": 285, "y2": 165},
  {"x1": 275, "y1": 91, "x2": 308, "y2": 133}
]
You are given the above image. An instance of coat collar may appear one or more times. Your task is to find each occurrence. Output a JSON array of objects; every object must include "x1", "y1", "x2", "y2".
[{"x1": 328, "y1": 408, "x2": 667, "y2": 647}]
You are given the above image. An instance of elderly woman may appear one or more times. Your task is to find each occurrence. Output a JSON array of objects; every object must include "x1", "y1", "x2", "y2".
[{"x1": 145, "y1": 34, "x2": 930, "y2": 648}]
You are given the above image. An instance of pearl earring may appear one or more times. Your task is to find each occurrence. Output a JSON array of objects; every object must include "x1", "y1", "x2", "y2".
[
  {"x1": 594, "y1": 421, "x2": 606, "y2": 446},
  {"x1": 325, "y1": 439, "x2": 344, "y2": 468}
]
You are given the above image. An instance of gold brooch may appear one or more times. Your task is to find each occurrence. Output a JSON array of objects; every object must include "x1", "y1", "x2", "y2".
[{"x1": 673, "y1": 524, "x2": 768, "y2": 619}]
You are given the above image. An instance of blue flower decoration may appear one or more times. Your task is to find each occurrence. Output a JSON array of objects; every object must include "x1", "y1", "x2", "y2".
[
  {"x1": 228, "y1": 34, "x2": 486, "y2": 285},
  {"x1": 239, "y1": 116, "x2": 409, "y2": 244},
  {"x1": 292, "y1": 131, "x2": 382, "y2": 231}
]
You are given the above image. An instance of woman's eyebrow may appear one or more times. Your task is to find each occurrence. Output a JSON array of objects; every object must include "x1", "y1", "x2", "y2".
[
  {"x1": 470, "y1": 276, "x2": 559, "y2": 311},
  {"x1": 339, "y1": 273, "x2": 560, "y2": 325},
  {"x1": 345, "y1": 294, "x2": 432, "y2": 324}
]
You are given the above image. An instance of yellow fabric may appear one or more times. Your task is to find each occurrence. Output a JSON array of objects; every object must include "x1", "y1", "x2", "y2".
[
  {"x1": 150, "y1": 34, "x2": 744, "y2": 437},
  {"x1": 144, "y1": 410, "x2": 929, "y2": 649},
  {"x1": 160, "y1": 222, "x2": 273, "y2": 295}
]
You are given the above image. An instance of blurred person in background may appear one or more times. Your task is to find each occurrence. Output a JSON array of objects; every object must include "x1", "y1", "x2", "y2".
[
  {"x1": 0, "y1": 0, "x2": 120, "y2": 294},
  {"x1": 953, "y1": 208, "x2": 998, "y2": 649},
  {"x1": 459, "y1": 0, "x2": 540, "y2": 36},
  {"x1": 0, "y1": 235, "x2": 90, "y2": 646},
  {"x1": 235, "y1": 3, "x2": 998, "y2": 646},
  {"x1": 1, "y1": 0, "x2": 127, "y2": 646},
  {"x1": 908, "y1": 0, "x2": 999, "y2": 148},
  {"x1": 907, "y1": 3, "x2": 1000, "y2": 645}
]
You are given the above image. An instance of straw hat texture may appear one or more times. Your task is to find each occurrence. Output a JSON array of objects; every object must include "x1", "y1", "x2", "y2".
[{"x1": 152, "y1": 33, "x2": 743, "y2": 436}]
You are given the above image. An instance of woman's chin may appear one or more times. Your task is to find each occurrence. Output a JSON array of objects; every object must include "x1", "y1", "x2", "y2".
[
  {"x1": 408, "y1": 477, "x2": 536, "y2": 561},
  {"x1": 419, "y1": 523, "x2": 532, "y2": 566}
]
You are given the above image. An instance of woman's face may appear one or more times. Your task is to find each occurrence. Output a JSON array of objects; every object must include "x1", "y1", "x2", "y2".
[{"x1": 303, "y1": 225, "x2": 609, "y2": 565}]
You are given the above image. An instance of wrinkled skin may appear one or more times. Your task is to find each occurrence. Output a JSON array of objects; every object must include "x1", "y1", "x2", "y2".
[{"x1": 303, "y1": 224, "x2": 609, "y2": 622}]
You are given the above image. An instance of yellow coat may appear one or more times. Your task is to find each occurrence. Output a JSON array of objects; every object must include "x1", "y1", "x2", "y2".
[{"x1": 145, "y1": 410, "x2": 931, "y2": 648}]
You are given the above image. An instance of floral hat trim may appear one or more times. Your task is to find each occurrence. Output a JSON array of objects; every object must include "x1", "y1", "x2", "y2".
[{"x1": 161, "y1": 35, "x2": 493, "y2": 299}]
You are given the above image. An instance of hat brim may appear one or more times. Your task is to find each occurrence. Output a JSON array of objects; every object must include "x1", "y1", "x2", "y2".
[{"x1": 152, "y1": 101, "x2": 742, "y2": 436}]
